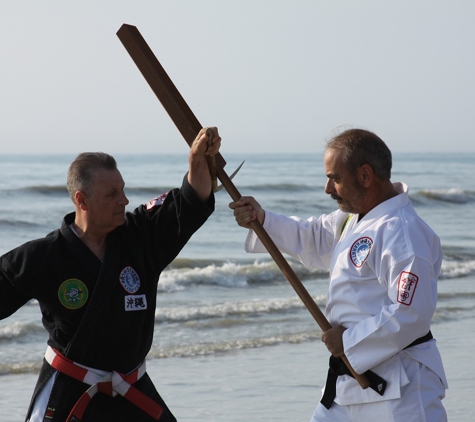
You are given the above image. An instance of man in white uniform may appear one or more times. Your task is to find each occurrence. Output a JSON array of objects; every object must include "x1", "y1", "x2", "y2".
[{"x1": 229, "y1": 129, "x2": 448, "y2": 422}]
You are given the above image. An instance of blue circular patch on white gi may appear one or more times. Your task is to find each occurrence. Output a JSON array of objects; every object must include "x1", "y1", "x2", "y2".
[
  {"x1": 350, "y1": 237, "x2": 373, "y2": 267},
  {"x1": 119, "y1": 266, "x2": 141, "y2": 293}
]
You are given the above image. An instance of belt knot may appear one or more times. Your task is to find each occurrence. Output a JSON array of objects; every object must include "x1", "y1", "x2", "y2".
[{"x1": 45, "y1": 346, "x2": 162, "y2": 421}]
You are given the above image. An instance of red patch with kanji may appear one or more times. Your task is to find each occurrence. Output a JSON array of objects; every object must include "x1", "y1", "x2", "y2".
[{"x1": 397, "y1": 271, "x2": 419, "y2": 306}]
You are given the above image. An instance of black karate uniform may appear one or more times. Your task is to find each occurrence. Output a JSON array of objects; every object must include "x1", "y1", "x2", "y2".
[{"x1": 0, "y1": 176, "x2": 214, "y2": 421}]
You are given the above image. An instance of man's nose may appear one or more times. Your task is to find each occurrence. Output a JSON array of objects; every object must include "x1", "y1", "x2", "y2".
[
  {"x1": 324, "y1": 180, "x2": 334, "y2": 195},
  {"x1": 120, "y1": 191, "x2": 129, "y2": 205}
]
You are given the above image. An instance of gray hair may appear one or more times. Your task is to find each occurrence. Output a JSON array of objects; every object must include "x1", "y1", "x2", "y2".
[
  {"x1": 67, "y1": 152, "x2": 117, "y2": 201},
  {"x1": 326, "y1": 129, "x2": 392, "y2": 181}
]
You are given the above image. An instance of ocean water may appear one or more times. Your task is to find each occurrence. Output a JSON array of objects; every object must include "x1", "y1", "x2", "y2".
[{"x1": 0, "y1": 152, "x2": 474, "y2": 421}]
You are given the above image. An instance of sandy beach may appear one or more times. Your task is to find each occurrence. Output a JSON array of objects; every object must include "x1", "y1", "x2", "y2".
[{"x1": 1, "y1": 318, "x2": 471, "y2": 422}]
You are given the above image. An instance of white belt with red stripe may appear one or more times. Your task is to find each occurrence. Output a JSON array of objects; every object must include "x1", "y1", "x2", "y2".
[{"x1": 45, "y1": 346, "x2": 162, "y2": 421}]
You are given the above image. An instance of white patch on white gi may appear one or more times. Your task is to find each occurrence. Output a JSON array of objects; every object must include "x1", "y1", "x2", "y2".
[
  {"x1": 397, "y1": 271, "x2": 419, "y2": 306},
  {"x1": 350, "y1": 237, "x2": 373, "y2": 267},
  {"x1": 125, "y1": 294, "x2": 147, "y2": 311},
  {"x1": 119, "y1": 266, "x2": 141, "y2": 294},
  {"x1": 145, "y1": 192, "x2": 169, "y2": 210}
]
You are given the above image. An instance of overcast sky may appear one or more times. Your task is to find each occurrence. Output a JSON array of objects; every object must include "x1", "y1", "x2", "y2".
[{"x1": 1, "y1": 1, "x2": 474, "y2": 155}]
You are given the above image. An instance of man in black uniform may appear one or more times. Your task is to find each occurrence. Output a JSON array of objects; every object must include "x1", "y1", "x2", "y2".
[{"x1": 0, "y1": 127, "x2": 221, "y2": 422}]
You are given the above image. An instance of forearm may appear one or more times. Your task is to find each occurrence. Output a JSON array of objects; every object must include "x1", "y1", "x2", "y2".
[
  {"x1": 245, "y1": 210, "x2": 334, "y2": 269},
  {"x1": 187, "y1": 154, "x2": 212, "y2": 202},
  {"x1": 187, "y1": 126, "x2": 220, "y2": 202}
]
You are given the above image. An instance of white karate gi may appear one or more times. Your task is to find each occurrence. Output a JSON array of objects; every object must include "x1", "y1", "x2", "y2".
[{"x1": 245, "y1": 183, "x2": 448, "y2": 422}]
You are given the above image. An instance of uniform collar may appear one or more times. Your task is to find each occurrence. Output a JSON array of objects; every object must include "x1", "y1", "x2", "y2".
[{"x1": 357, "y1": 182, "x2": 409, "y2": 223}]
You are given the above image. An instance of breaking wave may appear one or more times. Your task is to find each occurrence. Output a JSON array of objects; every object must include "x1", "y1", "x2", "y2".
[
  {"x1": 159, "y1": 259, "x2": 327, "y2": 292},
  {"x1": 417, "y1": 189, "x2": 475, "y2": 204},
  {"x1": 155, "y1": 294, "x2": 327, "y2": 323},
  {"x1": 147, "y1": 331, "x2": 322, "y2": 359}
]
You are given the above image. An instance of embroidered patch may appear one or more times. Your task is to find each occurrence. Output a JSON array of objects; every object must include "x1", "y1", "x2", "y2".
[
  {"x1": 146, "y1": 192, "x2": 169, "y2": 210},
  {"x1": 119, "y1": 266, "x2": 141, "y2": 294},
  {"x1": 58, "y1": 279, "x2": 88, "y2": 309},
  {"x1": 125, "y1": 294, "x2": 147, "y2": 311},
  {"x1": 44, "y1": 407, "x2": 55, "y2": 419},
  {"x1": 350, "y1": 237, "x2": 373, "y2": 267},
  {"x1": 397, "y1": 271, "x2": 419, "y2": 306}
]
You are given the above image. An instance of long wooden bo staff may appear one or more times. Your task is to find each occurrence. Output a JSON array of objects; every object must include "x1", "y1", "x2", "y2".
[{"x1": 116, "y1": 23, "x2": 370, "y2": 390}]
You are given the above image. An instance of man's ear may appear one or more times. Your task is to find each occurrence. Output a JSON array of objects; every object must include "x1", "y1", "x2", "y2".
[
  {"x1": 75, "y1": 191, "x2": 88, "y2": 211},
  {"x1": 358, "y1": 164, "x2": 374, "y2": 188}
]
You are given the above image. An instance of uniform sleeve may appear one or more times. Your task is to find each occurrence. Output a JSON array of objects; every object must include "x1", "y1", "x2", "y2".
[
  {"x1": 244, "y1": 210, "x2": 337, "y2": 270},
  {"x1": 343, "y1": 236, "x2": 440, "y2": 374},
  {"x1": 126, "y1": 175, "x2": 215, "y2": 273},
  {"x1": 0, "y1": 255, "x2": 32, "y2": 319}
]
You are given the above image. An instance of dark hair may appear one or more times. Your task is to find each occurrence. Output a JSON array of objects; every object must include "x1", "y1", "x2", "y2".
[
  {"x1": 67, "y1": 152, "x2": 117, "y2": 201},
  {"x1": 326, "y1": 129, "x2": 392, "y2": 180}
]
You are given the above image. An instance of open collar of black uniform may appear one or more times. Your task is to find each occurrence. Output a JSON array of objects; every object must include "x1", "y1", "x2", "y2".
[{"x1": 60, "y1": 212, "x2": 102, "y2": 277}]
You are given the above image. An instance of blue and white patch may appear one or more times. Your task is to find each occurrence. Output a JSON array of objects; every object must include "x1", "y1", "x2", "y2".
[
  {"x1": 125, "y1": 294, "x2": 147, "y2": 311},
  {"x1": 119, "y1": 266, "x2": 141, "y2": 294},
  {"x1": 350, "y1": 237, "x2": 373, "y2": 267},
  {"x1": 146, "y1": 192, "x2": 169, "y2": 210}
]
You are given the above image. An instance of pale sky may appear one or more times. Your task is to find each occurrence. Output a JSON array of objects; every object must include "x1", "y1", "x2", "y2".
[{"x1": 1, "y1": 1, "x2": 474, "y2": 154}]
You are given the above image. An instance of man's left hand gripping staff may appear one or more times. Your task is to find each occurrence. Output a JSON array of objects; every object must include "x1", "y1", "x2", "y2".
[
  {"x1": 321, "y1": 326, "x2": 347, "y2": 357},
  {"x1": 188, "y1": 126, "x2": 221, "y2": 202}
]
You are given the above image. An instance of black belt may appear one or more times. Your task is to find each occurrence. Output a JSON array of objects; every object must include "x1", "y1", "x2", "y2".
[
  {"x1": 320, "y1": 331, "x2": 433, "y2": 409},
  {"x1": 404, "y1": 330, "x2": 433, "y2": 349}
]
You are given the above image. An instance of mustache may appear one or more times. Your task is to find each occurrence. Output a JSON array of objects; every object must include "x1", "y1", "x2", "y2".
[{"x1": 331, "y1": 194, "x2": 343, "y2": 201}]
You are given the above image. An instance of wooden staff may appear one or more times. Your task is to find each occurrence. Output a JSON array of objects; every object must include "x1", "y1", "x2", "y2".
[
  {"x1": 205, "y1": 128, "x2": 218, "y2": 191},
  {"x1": 116, "y1": 23, "x2": 370, "y2": 390}
]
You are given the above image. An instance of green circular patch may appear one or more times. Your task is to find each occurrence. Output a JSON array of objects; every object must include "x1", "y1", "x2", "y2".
[{"x1": 58, "y1": 279, "x2": 88, "y2": 309}]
